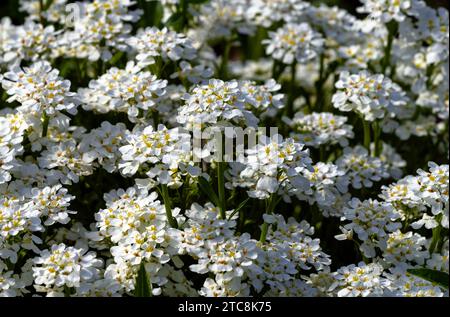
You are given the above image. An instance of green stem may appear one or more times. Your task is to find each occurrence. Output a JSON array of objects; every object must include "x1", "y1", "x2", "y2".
[
  {"x1": 217, "y1": 161, "x2": 227, "y2": 220},
  {"x1": 319, "y1": 146, "x2": 325, "y2": 162},
  {"x1": 285, "y1": 60, "x2": 297, "y2": 118},
  {"x1": 429, "y1": 215, "x2": 443, "y2": 254},
  {"x1": 315, "y1": 53, "x2": 325, "y2": 112},
  {"x1": 152, "y1": 110, "x2": 160, "y2": 127},
  {"x1": 38, "y1": 0, "x2": 45, "y2": 25},
  {"x1": 271, "y1": 60, "x2": 286, "y2": 82},
  {"x1": 218, "y1": 39, "x2": 232, "y2": 80},
  {"x1": 41, "y1": 112, "x2": 49, "y2": 137},
  {"x1": 429, "y1": 227, "x2": 441, "y2": 255},
  {"x1": 259, "y1": 195, "x2": 278, "y2": 243},
  {"x1": 372, "y1": 120, "x2": 382, "y2": 157},
  {"x1": 382, "y1": 21, "x2": 398, "y2": 75},
  {"x1": 362, "y1": 118, "x2": 371, "y2": 151},
  {"x1": 353, "y1": 239, "x2": 370, "y2": 264},
  {"x1": 160, "y1": 184, "x2": 178, "y2": 228}
]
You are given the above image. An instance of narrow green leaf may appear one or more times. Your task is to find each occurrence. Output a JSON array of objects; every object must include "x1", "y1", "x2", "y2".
[
  {"x1": 108, "y1": 52, "x2": 125, "y2": 67},
  {"x1": 227, "y1": 197, "x2": 250, "y2": 221},
  {"x1": 133, "y1": 262, "x2": 152, "y2": 297},
  {"x1": 43, "y1": 0, "x2": 54, "y2": 10},
  {"x1": 165, "y1": 12, "x2": 184, "y2": 31},
  {"x1": 197, "y1": 176, "x2": 220, "y2": 206},
  {"x1": 407, "y1": 268, "x2": 449, "y2": 289}
]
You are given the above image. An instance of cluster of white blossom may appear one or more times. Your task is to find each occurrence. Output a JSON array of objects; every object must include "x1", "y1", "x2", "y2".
[
  {"x1": 0, "y1": 0, "x2": 448, "y2": 298},
  {"x1": 380, "y1": 162, "x2": 449, "y2": 230},
  {"x1": 79, "y1": 61, "x2": 167, "y2": 122},
  {"x1": 2, "y1": 61, "x2": 78, "y2": 118},
  {"x1": 286, "y1": 112, "x2": 354, "y2": 148},
  {"x1": 332, "y1": 71, "x2": 409, "y2": 121},
  {"x1": 263, "y1": 22, "x2": 324, "y2": 65},
  {"x1": 228, "y1": 136, "x2": 313, "y2": 200},
  {"x1": 335, "y1": 146, "x2": 391, "y2": 189}
]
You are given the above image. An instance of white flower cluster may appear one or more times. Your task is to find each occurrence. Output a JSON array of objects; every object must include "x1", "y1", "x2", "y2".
[
  {"x1": 332, "y1": 71, "x2": 409, "y2": 121},
  {"x1": 297, "y1": 162, "x2": 349, "y2": 209},
  {"x1": 335, "y1": 146, "x2": 391, "y2": 189},
  {"x1": 263, "y1": 22, "x2": 324, "y2": 65},
  {"x1": 336, "y1": 198, "x2": 402, "y2": 258},
  {"x1": 79, "y1": 61, "x2": 167, "y2": 122},
  {"x1": 0, "y1": 112, "x2": 28, "y2": 184},
  {"x1": 228, "y1": 136, "x2": 313, "y2": 200},
  {"x1": 357, "y1": 0, "x2": 418, "y2": 23},
  {"x1": 119, "y1": 124, "x2": 199, "y2": 188},
  {"x1": 380, "y1": 162, "x2": 449, "y2": 230},
  {"x1": 2, "y1": 61, "x2": 77, "y2": 118},
  {"x1": 177, "y1": 79, "x2": 268, "y2": 129},
  {"x1": 286, "y1": 112, "x2": 354, "y2": 148},
  {"x1": 128, "y1": 27, "x2": 197, "y2": 67},
  {"x1": 32, "y1": 244, "x2": 103, "y2": 296},
  {"x1": 59, "y1": 0, "x2": 141, "y2": 61},
  {"x1": 0, "y1": 0, "x2": 448, "y2": 298}
]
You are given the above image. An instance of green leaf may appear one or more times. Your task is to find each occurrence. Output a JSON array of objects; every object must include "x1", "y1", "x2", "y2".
[
  {"x1": 407, "y1": 268, "x2": 449, "y2": 289},
  {"x1": 108, "y1": 51, "x2": 125, "y2": 67},
  {"x1": 43, "y1": 0, "x2": 54, "y2": 11},
  {"x1": 133, "y1": 262, "x2": 152, "y2": 297},
  {"x1": 227, "y1": 197, "x2": 250, "y2": 220},
  {"x1": 197, "y1": 176, "x2": 220, "y2": 206},
  {"x1": 165, "y1": 12, "x2": 185, "y2": 31},
  {"x1": 144, "y1": 0, "x2": 164, "y2": 27}
]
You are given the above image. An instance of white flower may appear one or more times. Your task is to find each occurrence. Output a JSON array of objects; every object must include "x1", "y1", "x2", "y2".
[
  {"x1": 93, "y1": 187, "x2": 168, "y2": 243},
  {"x1": 2, "y1": 61, "x2": 78, "y2": 117},
  {"x1": 383, "y1": 264, "x2": 445, "y2": 297},
  {"x1": 357, "y1": 0, "x2": 416, "y2": 23},
  {"x1": 263, "y1": 22, "x2": 324, "y2": 64},
  {"x1": 0, "y1": 196, "x2": 41, "y2": 239},
  {"x1": 29, "y1": 185, "x2": 76, "y2": 226},
  {"x1": 382, "y1": 230, "x2": 429, "y2": 266},
  {"x1": 79, "y1": 122, "x2": 129, "y2": 173},
  {"x1": 189, "y1": 233, "x2": 258, "y2": 281},
  {"x1": 336, "y1": 146, "x2": 390, "y2": 189},
  {"x1": 332, "y1": 71, "x2": 409, "y2": 121},
  {"x1": 339, "y1": 198, "x2": 402, "y2": 258},
  {"x1": 195, "y1": 0, "x2": 256, "y2": 40},
  {"x1": 177, "y1": 79, "x2": 259, "y2": 129},
  {"x1": 382, "y1": 162, "x2": 449, "y2": 230},
  {"x1": 373, "y1": 142, "x2": 406, "y2": 179},
  {"x1": 263, "y1": 214, "x2": 331, "y2": 272},
  {"x1": 54, "y1": 0, "x2": 141, "y2": 62},
  {"x1": 329, "y1": 262, "x2": 386, "y2": 297},
  {"x1": 119, "y1": 124, "x2": 198, "y2": 187},
  {"x1": 19, "y1": 0, "x2": 69, "y2": 24},
  {"x1": 79, "y1": 61, "x2": 167, "y2": 122},
  {"x1": 127, "y1": 27, "x2": 196, "y2": 66},
  {"x1": 228, "y1": 136, "x2": 312, "y2": 200},
  {"x1": 175, "y1": 202, "x2": 237, "y2": 255},
  {"x1": 170, "y1": 61, "x2": 213, "y2": 85},
  {"x1": 238, "y1": 79, "x2": 284, "y2": 116},
  {"x1": 305, "y1": 4, "x2": 360, "y2": 46},
  {"x1": 247, "y1": 0, "x2": 309, "y2": 27},
  {"x1": 426, "y1": 250, "x2": 449, "y2": 273},
  {"x1": 32, "y1": 244, "x2": 102, "y2": 290},
  {"x1": 287, "y1": 112, "x2": 354, "y2": 148},
  {"x1": 198, "y1": 276, "x2": 250, "y2": 297},
  {"x1": 1, "y1": 21, "x2": 59, "y2": 63},
  {"x1": 38, "y1": 140, "x2": 95, "y2": 184},
  {"x1": 297, "y1": 162, "x2": 349, "y2": 208}
]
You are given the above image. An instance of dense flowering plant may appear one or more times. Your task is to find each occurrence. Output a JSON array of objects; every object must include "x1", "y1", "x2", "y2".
[{"x1": 0, "y1": 0, "x2": 448, "y2": 297}]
